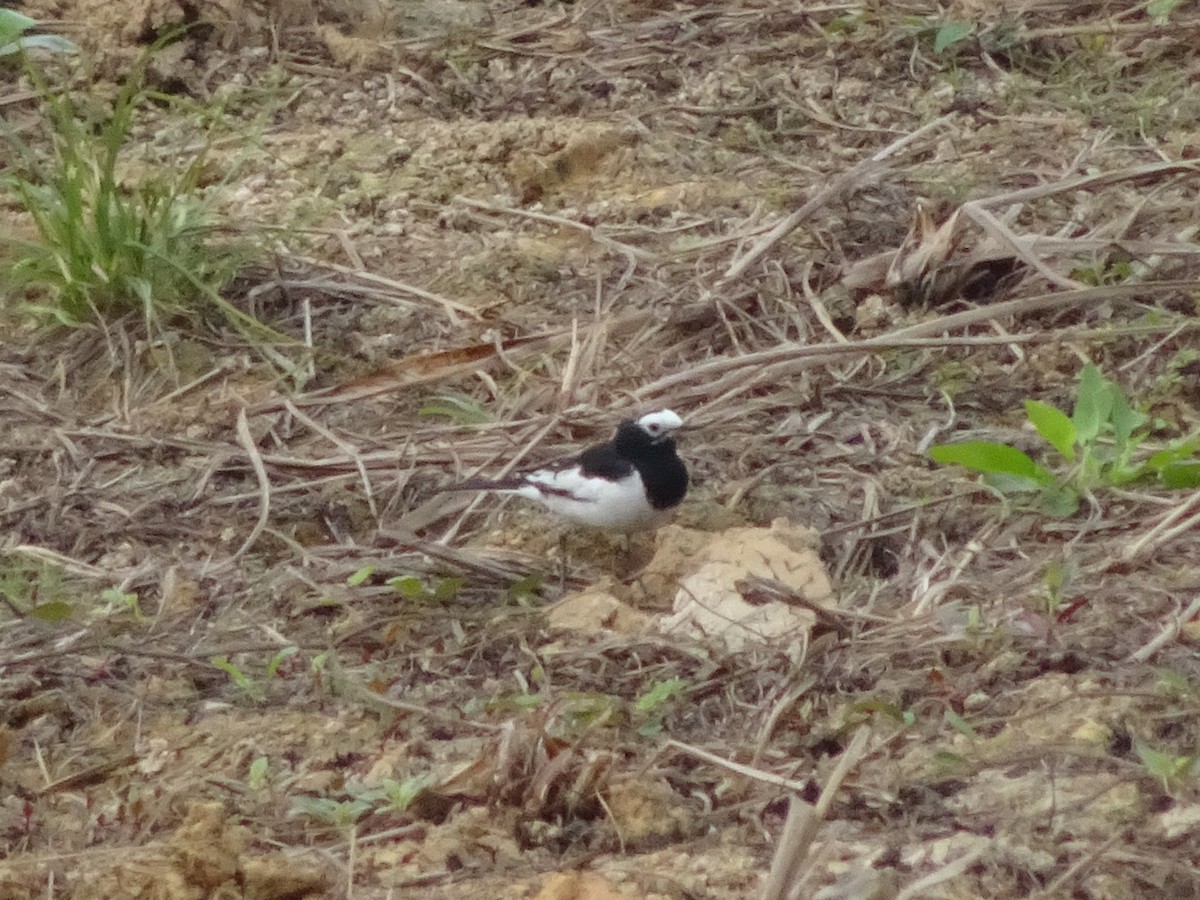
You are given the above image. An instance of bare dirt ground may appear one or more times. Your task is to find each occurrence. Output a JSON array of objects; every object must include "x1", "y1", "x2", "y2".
[{"x1": 3, "y1": 0, "x2": 1200, "y2": 897}]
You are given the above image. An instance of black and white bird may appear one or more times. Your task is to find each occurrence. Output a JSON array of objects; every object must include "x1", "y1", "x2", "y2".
[{"x1": 451, "y1": 409, "x2": 689, "y2": 530}]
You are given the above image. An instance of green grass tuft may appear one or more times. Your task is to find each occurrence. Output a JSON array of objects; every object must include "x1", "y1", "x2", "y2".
[{"x1": 0, "y1": 43, "x2": 260, "y2": 338}]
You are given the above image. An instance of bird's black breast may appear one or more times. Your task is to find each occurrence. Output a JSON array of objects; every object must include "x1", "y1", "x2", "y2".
[{"x1": 632, "y1": 442, "x2": 689, "y2": 510}]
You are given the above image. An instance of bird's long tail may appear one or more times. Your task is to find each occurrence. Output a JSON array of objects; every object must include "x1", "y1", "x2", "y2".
[{"x1": 444, "y1": 475, "x2": 526, "y2": 493}]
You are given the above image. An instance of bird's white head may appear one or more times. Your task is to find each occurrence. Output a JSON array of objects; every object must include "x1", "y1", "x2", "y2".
[{"x1": 635, "y1": 409, "x2": 684, "y2": 443}]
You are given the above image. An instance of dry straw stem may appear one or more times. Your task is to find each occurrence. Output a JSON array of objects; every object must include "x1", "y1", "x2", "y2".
[
  {"x1": 284, "y1": 256, "x2": 482, "y2": 324},
  {"x1": 644, "y1": 159, "x2": 1200, "y2": 408},
  {"x1": 1120, "y1": 490, "x2": 1200, "y2": 565},
  {"x1": 956, "y1": 160, "x2": 1200, "y2": 290},
  {"x1": 8, "y1": 544, "x2": 108, "y2": 579},
  {"x1": 283, "y1": 400, "x2": 379, "y2": 519},
  {"x1": 893, "y1": 845, "x2": 988, "y2": 900},
  {"x1": 232, "y1": 407, "x2": 270, "y2": 559},
  {"x1": 665, "y1": 739, "x2": 809, "y2": 793},
  {"x1": 454, "y1": 195, "x2": 654, "y2": 265},
  {"x1": 721, "y1": 114, "x2": 954, "y2": 284},
  {"x1": 758, "y1": 725, "x2": 872, "y2": 900},
  {"x1": 1125, "y1": 594, "x2": 1200, "y2": 664},
  {"x1": 636, "y1": 280, "x2": 1200, "y2": 405}
]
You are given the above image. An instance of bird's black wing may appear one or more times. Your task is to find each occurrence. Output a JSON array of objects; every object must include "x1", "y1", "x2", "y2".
[{"x1": 577, "y1": 442, "x2": 635, "y2": 481}]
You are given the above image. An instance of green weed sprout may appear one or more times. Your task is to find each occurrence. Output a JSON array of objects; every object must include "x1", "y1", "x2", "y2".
[
  {"x1": 930, "y1": 363, "x2": 1200, "y2": 516},
  {"x1": 634, "y1": 677, "x2": 687, "y2": 737},
  {"x1": 1136, "y1": 741, "x2": 1196, "y2": 795},
  {"x1": 0, "y1": 10, "x2": 77, "y2": 58}
]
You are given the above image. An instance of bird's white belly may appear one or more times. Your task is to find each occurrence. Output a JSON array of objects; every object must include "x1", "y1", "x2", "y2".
[{"x1": 516, "y1": 469, "x2": 666, "y2": 530}]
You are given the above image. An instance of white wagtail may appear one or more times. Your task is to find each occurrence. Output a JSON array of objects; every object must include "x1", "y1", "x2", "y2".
[{"x1": 451, "y1": 409, "x2": 689, "y2": 530}]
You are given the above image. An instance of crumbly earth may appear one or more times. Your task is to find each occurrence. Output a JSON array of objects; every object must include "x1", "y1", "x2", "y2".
[{"x1": 3, "y1": 1, "x2": 1200, "y2": 898}]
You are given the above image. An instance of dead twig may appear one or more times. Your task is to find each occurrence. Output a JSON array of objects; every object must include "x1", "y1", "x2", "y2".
[
  {"x1": 722, "y1": 114, "x2": 953, "y2": 283},
  {"x1": 759, "y1": 725, "x2": 872, "y2": 900},
  {"x1": 637, "y1": 280, "x2": 1200, "y2": 403},
  {"x1": 233, "y1": 408, "x2": 271, "y2": 559},
  {"x1": 1125, "y1": 594, "x2": 1200, "y2": 664}
]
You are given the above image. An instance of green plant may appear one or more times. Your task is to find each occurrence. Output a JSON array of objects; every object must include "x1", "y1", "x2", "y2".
[
  {"x1": 633, "y1": 677, "x2": 686, "y2": 736},
  {"x1": 419, "y1": 394, "x2": 491, "y2": 425},
  {"x1": 356, "y1": 775, "x2": 432, "y2": 814},
  {"x1": 932, "y1": 21, "x2": 974, "y2": 55},
  {"x1": 388, "y1": 573, "x2": 463, "y2": 603},
  {"x1": 850, "y1": 697, "x2": 918, "y2": 727},
  {"x1": 0, "y1": 558, "x2": 72, "y2": 621},
  {"x1": 930, "y1": 363, "x2": 1200, "y2": 516},
  {"x1": 506, "y1": 572, "x2": 543, "y2": 605},
  {"x1": 247, "y1": 756, "x2": 270, "y2": 791},
  {"x1": 899, "y1": 15, "x2": 975, "y2": 58},
  {"x1": 1156, "y1": 669, "x2": 1199, "y2": 702},
  {"x1": 1147, "y1": 0, "x2": 1188, "y2": 24},
  {"x1": 1136, "y1": 741, "x2": 1196, "y2": 795},
  {"x1": 347, "y1": 565, "x2": 376, "y2": 587},
  {"x1": 290, "y1": 774, "x2": 433, "y2": 842},
  {"x1": 267, "y1": 645, "x2": 299, "y2": 677},
  {"x1": 100, "y1": 586, "x2": 143, "y2": 620},
  {"x1": 1038, "y1": 561, "x2": 1073, "y2": 618},
  {"x1": 290, "y1": 796, "x2": 373, "y2": 828},
  {"x1": 1070, "y1": 255, "x2": 1137, "y2": 286},
  {"x1": 943, "y1": 709, "x2": 977, "y2": 739},
  {"x1": 0, "y1": 41, "x2": 264, "y2": 339},
  {"x1": 210, "y1": 655, "x2": 266, "y2": 703},
  {"x1": 0, "y1": 10, "x2": 76, "y2": 58}
]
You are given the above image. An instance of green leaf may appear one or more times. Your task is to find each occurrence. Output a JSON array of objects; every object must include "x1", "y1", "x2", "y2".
[
  {"x1": 1145, "y1": 438, "x2": 1200, "y2": 472},
  {"x1": 1108, "y1": 386, "x2": 1145, "y2": 453},
  {"x1": 506, "y1": 573, "x2": 543, "y2": 604},
  {"x1": 933, "y1": 750, "x2": 970, "y2": 772},
  {"x1": 381, "y1": 775, "x2": 431, "y2": 812},
  {"x1": 1072, "y1": 363, "x2": 1113, "y2": 445},
  {"x1": 943, "y1": 709, "x2": 977, "y2": 738},
  {"x1": 248, "y1": 756, "x2": 269, "y2": 790},
  {"x1": 1147, "y1": 0, "x2": 1187, "y2": 23},
  {"x1": 211, "y1": 655, "x2": 264, "y2": 702},
  {"x1": 432, "y1": 576, "x2": 463, "y2": 602},
  {"x1": 930, "y1": 441, "x2": 1053, "y2": 484},
  {"x1": 346, "y1": 565, "x2": 375, "y2": 587},
  {"x1": 266, "y1": 645, "x2": 299, "y2": 677},
  {"x1": 635, "y1": 677, "x2": 686, "y2": 714},
  {"x1": 388, "y1": 575, "x2": 426, "y2": 599},
  {"x1": 29, "y1": 600, "x2": 74, "y2": 622},
  {"x1": 933, "y1": 21, "x2": 973, "y2": 54},
  {"x1": 1160, "y1": 462, "x2": 1200, "y2": 489},
  {"x1": 291, "y1": 796, "x2": 372, "y2": 827},
  {"x1": 1043, "y1": 561, "x2": 1065, "y2": 597},
  {"x1": 1, "y1": 33, "x2": 77, "y2": 56},
  {"x1": 825, "y1": 13, "x2": 863, "y2": 34},
  {"x1": 100, "y1": 587, "x2": 142, "y2": 619},
  {"x1": 418, "y1": 394, "x2": 490, "y2": 425},
  {"x1": 1024, "y1": 400, "x2": 1076, "y2": 460},
  {"x1": 977, "y1": 473, "x2": 1041, "y2": 494},
  {"x1": 1038, "y1": 484, "x2": 1081, "y2": 517},
  {"x1": 1136, "y1": 741, "x2": 1193, "y2": 791},
  {"x1": 0, "y1": 9, "x2": 36, "y2": 46}
]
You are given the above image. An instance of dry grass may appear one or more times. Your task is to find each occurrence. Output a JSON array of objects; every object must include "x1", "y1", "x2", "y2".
[{"x1": 3, "y1": 0, "x2": 1200, "y2": 897}]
